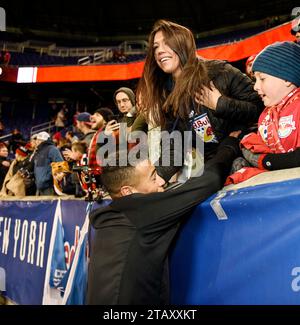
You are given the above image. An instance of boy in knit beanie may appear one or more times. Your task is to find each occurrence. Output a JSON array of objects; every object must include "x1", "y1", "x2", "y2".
[{"x1": 239, "y1": 41, "x2": 300, "y2": 173}]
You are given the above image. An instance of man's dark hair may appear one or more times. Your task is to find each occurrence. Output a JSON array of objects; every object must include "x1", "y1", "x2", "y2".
[
  {"x1": 94, "y1": 107, "x2": 114, "y2": 123},
  {"x1": 100, "y1": 145, "x2": 149, "y2": 197}
]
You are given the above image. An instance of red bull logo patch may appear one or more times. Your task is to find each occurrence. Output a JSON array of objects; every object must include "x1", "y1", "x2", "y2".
[
  {"x1": 278, "y1": 115, "x2": 296, "y2": 138},
  {"x1": 192, "y1": 113, "x2": 218, "y2": 143}
]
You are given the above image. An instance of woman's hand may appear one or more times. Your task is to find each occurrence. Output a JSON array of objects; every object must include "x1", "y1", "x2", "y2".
[{"x1": 195, "y1": 81, "x2": 221, "y2": 110}]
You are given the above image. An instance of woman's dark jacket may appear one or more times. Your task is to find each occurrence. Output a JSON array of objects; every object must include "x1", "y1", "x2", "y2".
[{"x1": 157, "y1": 60, "x2": 263, "y2": 181}]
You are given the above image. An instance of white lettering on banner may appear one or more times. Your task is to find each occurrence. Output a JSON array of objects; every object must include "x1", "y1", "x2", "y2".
[
  {"x1": 0, "y1": 217, "x2": 11, "y2": 254},
  {"x1": 27, "y1": 221, "x2": 36, "y2": 264},
  {"x1": 291, "y1": 267, "x2": 300, "y2": 292},
  {"x1": 20, "y1": 220, "x2": 28, "y2": 261},
  {"x1": 0, "y1": 216, "x2": 3, "y2": 237},
  {"x1": 13, "y1": 219, "x2": 21, "y2": 258},
  {"x1": 0, "y1": 217, "x2": 47, "y2": 268},
  {"x1": 36, "y1": 222, "x2": 47, "y2": 268}
]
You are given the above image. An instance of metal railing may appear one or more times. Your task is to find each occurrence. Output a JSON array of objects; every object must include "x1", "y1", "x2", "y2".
[
  {"x1": 0, "y1": 39, "x2": 148, "y2": 58},
  {"x1": 118, "y1": 40, "x2": 148, "y2": 55},
  {"x1": 0, "y1": 40, "x2": 119, "y2": 57},
  {"x1": 0, "y1": 121, "x2": 55, "y2": 143},
  {"x1": 0, "y1": 133, "x2": 12, "y2": 142},
  {"x1": 30, "y1": 121, "x2": 55, "y2": 137},
  {"x1": 77, "y1": 48, "x2": 114, "y2": 65}
]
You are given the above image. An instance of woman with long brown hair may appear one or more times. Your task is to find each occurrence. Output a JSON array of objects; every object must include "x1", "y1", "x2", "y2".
[{"x1": 136, "y1": 19, "x2": 263, "y2": 182}]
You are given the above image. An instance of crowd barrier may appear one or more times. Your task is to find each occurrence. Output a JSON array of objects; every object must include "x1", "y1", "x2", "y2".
[
  {"x1": 0, "y1": 197, "x2": 107, "y2": 305},
  {"x1": 170, "y1": 168, "x2": 300, "y2": 304},
  {"x1": 0, "y1": 167, "x2": 300, "y2": 304}
]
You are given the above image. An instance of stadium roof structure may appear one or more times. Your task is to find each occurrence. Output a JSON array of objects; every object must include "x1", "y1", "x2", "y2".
[
  {"x1": 1, "y1": 0, "x2": 298, "y2": 44},
  {"x1": 0, "y1": 20, "x2": 295, "y2": 84}
]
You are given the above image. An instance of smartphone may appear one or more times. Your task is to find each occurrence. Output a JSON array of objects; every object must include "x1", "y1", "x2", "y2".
[{"x1": 110, "y1": 114, "x2": 120, "y2": 121}]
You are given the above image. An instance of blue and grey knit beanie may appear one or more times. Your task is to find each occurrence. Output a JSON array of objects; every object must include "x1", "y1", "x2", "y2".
[{"x1": 252, "y1": 41, "x2": 300, "y2": 86}]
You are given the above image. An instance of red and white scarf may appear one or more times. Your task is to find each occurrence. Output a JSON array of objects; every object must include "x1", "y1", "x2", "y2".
[{"x1": 258, "y1": 87, "x2": 300, "y2": 153}]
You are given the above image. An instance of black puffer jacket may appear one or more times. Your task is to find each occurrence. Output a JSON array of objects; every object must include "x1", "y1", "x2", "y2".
[
  {"x1": 203, "y1": 60, "x2": 263, "y2": 136},
  {"x1": 157, "y1": 60, "x2": 264, "y2": 181}
]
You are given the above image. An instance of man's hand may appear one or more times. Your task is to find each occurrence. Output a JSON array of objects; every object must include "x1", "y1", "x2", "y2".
[
  {"x1": 2, "y1": 161, "x2": 10, "y2": 167},
  {"x1": 229, "y1": 130, "x2": 242, "y2": 138},
  {"x1": 63, "y1": 148, "x2": 75, "y2": 161},
  {"x1": 104, "y1": 120, "x2": 120, "y2": 136}
]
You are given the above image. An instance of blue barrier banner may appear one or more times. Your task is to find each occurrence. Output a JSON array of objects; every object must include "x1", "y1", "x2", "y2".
[
  {"x1": 170, "y1": 178, "x2": 300, "y2": 305},
  {"x1": 60, "y1": 200, "x2": 88, "y2": 271},
  {"x1": 43, "y1": 199, "x2": 111, "y2": 305},
  {"x1": 43, "y1": 200, "x2": 89, "y2": 304},
  {"x1": 0, "y1": 198, "x2": 111, "y2": 305},
  {"x1": 0, "y1": 200, "x2": 57, "y2": 305},
  {"x1": 62, "y1": 199, "x2": 111, "y2": 305},
  {"x1": 49, "y1": 201, "x2": 67, "y2": 291},
  {"x1": 62, "y1": 208, "x2": 89, "y2": 305}
]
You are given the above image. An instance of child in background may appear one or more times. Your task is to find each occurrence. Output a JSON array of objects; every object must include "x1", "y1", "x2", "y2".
[{"x1": 54, "y1": 141, "x2": 87, "y2": 197}]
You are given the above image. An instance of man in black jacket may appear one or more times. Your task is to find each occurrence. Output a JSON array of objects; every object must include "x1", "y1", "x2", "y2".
[{"x1": 87, "y1": 136, "x2": 239, "y2": 305}]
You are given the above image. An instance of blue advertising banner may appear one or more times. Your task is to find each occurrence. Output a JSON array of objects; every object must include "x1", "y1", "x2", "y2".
[
  {"x1": 0, "y1": 198, "x2": 111, "y2": 305},
  {"x1": 6, "y1": 178, "x2": 300, "y2": 305},
  {"x1": 0, "y1": 200, "x2": 57, "y2": 305},
  {"x1": 43, "y1": 199, "x2": 90, "y2": 304},
  {"x1": 62, "y1": 199, "x2": 111, "y2": 305},
  {"x1": 170, "y1": 178, "x2": 300, "y2": 305},
  {"x1": 61, "y1": 200, "x2": 89, "y2": 271}
]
